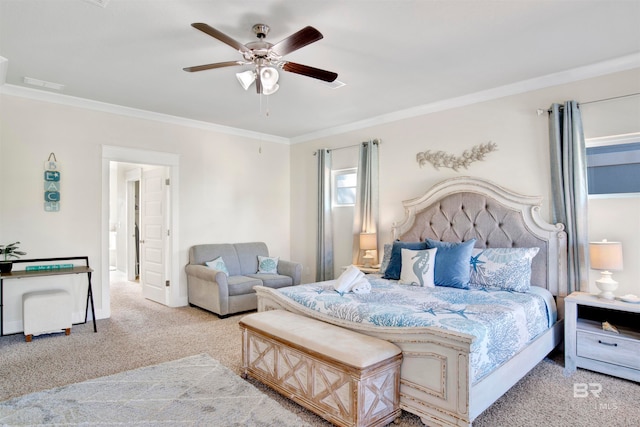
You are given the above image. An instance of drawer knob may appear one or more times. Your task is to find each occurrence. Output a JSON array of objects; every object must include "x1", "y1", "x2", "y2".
[{"x1": 598, "y1": 340, "x2": 618, "y2": 347}]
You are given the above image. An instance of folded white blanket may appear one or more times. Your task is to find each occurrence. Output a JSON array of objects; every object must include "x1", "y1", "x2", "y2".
[
  {"x1": 350, "y1": 277, "x2": 371, "y2": 294},
  {"x1": 333, "y1": 265, "x2": 364, "y2": 293}
]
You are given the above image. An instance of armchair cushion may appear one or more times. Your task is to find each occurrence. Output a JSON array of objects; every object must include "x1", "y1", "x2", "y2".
[
  {"x1": 227, "y1": 275, "x2": 264, "y2": 297},
  {"x1": 245, "y1": 273, "x2": 292, "y2": 289}
]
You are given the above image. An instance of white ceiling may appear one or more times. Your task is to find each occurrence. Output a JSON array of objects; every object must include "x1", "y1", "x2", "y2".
[{"x1": 1, "y1": 0, "x2": 639, "y2": 143}]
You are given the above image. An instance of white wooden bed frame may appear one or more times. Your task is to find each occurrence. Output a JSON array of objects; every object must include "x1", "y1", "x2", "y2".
[{"x1": 255, "y1": 176, "x2": 567, "y2": 426}]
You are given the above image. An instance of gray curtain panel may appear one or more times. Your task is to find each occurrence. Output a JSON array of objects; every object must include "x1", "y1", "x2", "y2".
[
  {"x1": 352, "y1": 139, "x2": 380, "y2": 265},
  {"x1": 548, "y1": 101, "x2": 589, "y2": 293},
  {"x1": 316, "y1": 148, "x2": 334, "y2": 281}
]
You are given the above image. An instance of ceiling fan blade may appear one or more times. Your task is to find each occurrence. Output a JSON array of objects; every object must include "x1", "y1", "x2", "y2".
[
  {"x1": 272, "y1": 26, "x2": 323, "y2": 56},
  {"x1": 183, "y1": 61, "x2": 245, "y2": 72},
  {"x1": 282, "y1": 62, "x2": 338, "y2": 82},
  {"x1": 191, "y1": 23, "x2": 251, "y2": 54}
]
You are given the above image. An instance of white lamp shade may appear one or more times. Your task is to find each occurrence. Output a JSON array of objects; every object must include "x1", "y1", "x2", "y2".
[
  {"x1": 259, "y1": 66, "x2": 279, "y2": 95},
  {"x1": 260, "y1": 66, "x2": 278, "y2": 85},
  {"x1": 359, "y1": 233, "x2": 377, "y2": 251},
  {"x1": 589, "y1": 240, "x2": 623, "y2": 271},
  {"x1": 262, "y1": 83, "x2": 279, "y2": 95},
  {"x1": 236, "y1": 70, "x2": 256, "y2": 90}
]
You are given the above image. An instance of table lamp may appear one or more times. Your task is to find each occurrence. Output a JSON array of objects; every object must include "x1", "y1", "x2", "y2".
[
  {"x1": 359, "y1": 232, "x2": 377, "y2": 268},
  {"x1": 589, "y1": 239, "x2": 623, "y2": 300}
]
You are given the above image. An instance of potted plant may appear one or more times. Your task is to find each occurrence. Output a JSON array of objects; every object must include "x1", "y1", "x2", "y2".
[{"x1": 0, "y1": 241, "x2": 27, "y2": 273}]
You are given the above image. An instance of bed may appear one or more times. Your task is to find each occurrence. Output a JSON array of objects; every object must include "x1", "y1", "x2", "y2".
[{"x1": 255, "y1": 176, "x2": 567, "y2": 426}]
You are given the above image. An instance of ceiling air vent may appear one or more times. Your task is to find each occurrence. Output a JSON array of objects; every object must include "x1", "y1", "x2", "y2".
[
  {"x1": 324, "y1": 80, "x2": 346, "y2": 89},
  {"x1": 24, "y1": 77, "x2": 65, "y2": 91},
  {"x1": 83, "y1": 0, "x2": 110, "y2": 8}
]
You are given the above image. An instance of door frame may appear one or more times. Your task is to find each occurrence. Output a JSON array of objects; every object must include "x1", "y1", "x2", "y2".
[{"x1": 101, "y1": 146, "x2": 182, "y2": 316}]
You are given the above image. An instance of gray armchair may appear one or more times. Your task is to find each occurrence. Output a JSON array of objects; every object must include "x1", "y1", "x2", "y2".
[{"x1": 185, "y1": 242, "x2": 302, "y2": 317}]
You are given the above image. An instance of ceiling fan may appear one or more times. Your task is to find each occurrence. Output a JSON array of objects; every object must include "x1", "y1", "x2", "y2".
[{"x1": 183, "y1": 23, "x2": 338, "y2": 95}]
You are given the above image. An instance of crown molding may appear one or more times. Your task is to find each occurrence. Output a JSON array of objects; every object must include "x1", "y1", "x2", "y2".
[
  {"x1": 0, "y1": 84, "x2": 290, "y2": 145},
  {"x1": 290, "y1": 53, "x2": 640, "y2": 144},
  {"x1": 2, "y1": 53, "x2": 639, "y2": 146}
]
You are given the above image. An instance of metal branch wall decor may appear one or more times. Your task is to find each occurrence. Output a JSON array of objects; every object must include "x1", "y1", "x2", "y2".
[{"x1": 416, "y1": 141, "x2": 497, "y2": 172}]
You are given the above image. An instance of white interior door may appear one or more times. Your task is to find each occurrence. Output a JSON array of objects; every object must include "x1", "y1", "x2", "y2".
[{"x1": 140, "y1": 167, "x2": 168, "y2": 304}]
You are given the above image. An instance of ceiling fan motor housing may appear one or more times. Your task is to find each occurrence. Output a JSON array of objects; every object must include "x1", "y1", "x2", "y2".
[{"x1": 252, "y1": 24, "x2": 270, "y2": 39}]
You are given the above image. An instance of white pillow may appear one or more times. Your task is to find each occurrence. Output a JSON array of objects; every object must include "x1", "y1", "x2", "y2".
[
  {"x1": 399, "y1": 248, "x2": 437, "y2": 287},
  {"x1": 257, "y1": 255, "x2": 279, "y2": 274},
  {"x1": 205, "y1": 256, "x2": 229, "y2": 275}
]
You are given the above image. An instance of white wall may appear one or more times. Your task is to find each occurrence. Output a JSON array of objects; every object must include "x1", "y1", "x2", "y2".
[
  {"x1": 290, "y1": 68, "x2": 640, "y2": 297},
  {"x1": 0, "y1": 94, "x2": 291, "y2": 333},
  {"x1": 1, "y1": 68, "x2": 638, "y2": 333}
]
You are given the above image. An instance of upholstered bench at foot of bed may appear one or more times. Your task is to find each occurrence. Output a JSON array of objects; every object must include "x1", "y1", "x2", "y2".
[{"x1": 239, "y1": 309, "x2": 403, "y2": 427}]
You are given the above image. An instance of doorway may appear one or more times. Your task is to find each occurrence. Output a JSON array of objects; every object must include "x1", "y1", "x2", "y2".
[
  {"x1": 109, "y1": 162, "x2": 169, "y2": 305},
  {"x1": 101, "y1": 146, "x2": 181, "y2": 319}
]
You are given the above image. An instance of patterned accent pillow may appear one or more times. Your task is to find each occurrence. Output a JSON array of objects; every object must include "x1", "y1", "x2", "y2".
[
  {"x1": 425, "y1": 238, "x2": 476, "y2": 289},
  {"x1": 378, "y1": 243, "x2": 393, "y2": 274},
  {"x1": 469, "y1": 247, "x2": 539, "y2": 292},
  {"x1": 383, "y1": 240, "x2": 428, "y2": 280},
  {"x1": 205, "y1": 256, "x2": 229, "y2": 276},
  {"x1": 257, "y1": 255, "x2": 279, "y2": 274},
  {"x1": 399, "y1": 248, "x2": 437, "y2": 287}
]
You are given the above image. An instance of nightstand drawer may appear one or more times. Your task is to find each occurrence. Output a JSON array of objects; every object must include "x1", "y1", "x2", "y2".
[{"x1": 577, "y1": 331, "x2": 640, "y2": 370}]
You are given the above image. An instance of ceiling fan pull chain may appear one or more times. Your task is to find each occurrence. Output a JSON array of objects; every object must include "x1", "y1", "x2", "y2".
[{"x1": 265, "y1": 94, "x2": 270, "y2": 117}]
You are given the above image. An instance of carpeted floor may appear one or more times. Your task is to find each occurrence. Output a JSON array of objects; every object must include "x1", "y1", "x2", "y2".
[
  {"x1": 0, "y1": 353, "x2": 310, "y2": 426},
  {"x1": 0, "y1": 272, "x2": 638, "y2": 426}
]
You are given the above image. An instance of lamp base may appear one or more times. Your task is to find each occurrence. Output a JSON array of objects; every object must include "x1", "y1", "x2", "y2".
[
  {"x1": 595, "y1": 271, "x2": 618, "y2": 300},
  {"x1": 362, "y1": 250, "x2": 375, "y2": 268},
  {"x1": 362, "y1": 255, "x2": 374, "y2": 268}
]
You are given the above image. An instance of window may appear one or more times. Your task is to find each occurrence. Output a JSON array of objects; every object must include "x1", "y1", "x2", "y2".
[
  {"x1": 332, "y1": 168, "x2": 357, "y2": 207},
  {"x1": 586, "y1": 133, "x2": 640, "y2": 196}
]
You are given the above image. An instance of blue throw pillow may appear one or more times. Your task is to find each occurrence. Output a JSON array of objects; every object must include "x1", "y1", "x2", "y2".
[
  {"x1": 383, "y1": 240, "x2": 428, "y2": 280},
  {"x1": 425, "y1": 238, "x2": 476, "y2": 289}
]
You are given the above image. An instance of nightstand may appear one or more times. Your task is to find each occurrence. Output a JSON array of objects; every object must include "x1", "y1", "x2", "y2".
[
  {"x1": 564, "y1": 291, "x2": 640, "y2": 382},
  {"x1": 341, "y1": 265, "x2": 380, "y2": 274}
]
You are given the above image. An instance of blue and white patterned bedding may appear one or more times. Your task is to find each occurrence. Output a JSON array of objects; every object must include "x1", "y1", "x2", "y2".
[{"x1": 277, "y1": 274, "x2": 557, "y2": 383}]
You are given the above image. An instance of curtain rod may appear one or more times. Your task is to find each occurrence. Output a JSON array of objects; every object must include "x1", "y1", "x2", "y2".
[
  {"x1": 582, "y1": 91, "x2": 640, "y2": 106},
  {"x1": 538, "y1": 92, "x2": 640, "y2": 115},
  {"x1": 312, "y1": 139, "x2": 380, "y2": 155}
]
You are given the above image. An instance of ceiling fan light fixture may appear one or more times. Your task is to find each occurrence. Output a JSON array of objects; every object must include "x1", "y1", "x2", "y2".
[
  {"x1": 259, "y1": 66, "x2": 279, "y2": 95},
  {"x1": 236, "y1": 69, "x2": 256, "y2": 90}
]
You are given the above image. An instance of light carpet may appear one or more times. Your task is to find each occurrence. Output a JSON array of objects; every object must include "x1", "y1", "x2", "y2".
[
  {"x1": 0, "y1": 353, "x2": 310, "y2": 426},
  {"x1": 2, "y1": 275, "x2": 639, "y2": 426}
]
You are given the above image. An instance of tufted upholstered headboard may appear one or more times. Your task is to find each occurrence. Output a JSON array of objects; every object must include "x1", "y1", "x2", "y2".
[{"x1": 391, "y1": 177, "x2": 568, "y2": 296}]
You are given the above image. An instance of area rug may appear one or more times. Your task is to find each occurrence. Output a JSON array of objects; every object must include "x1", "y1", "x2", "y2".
[{"x1": 0, "y1": 353, "x2": 311, "y2": 426}]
